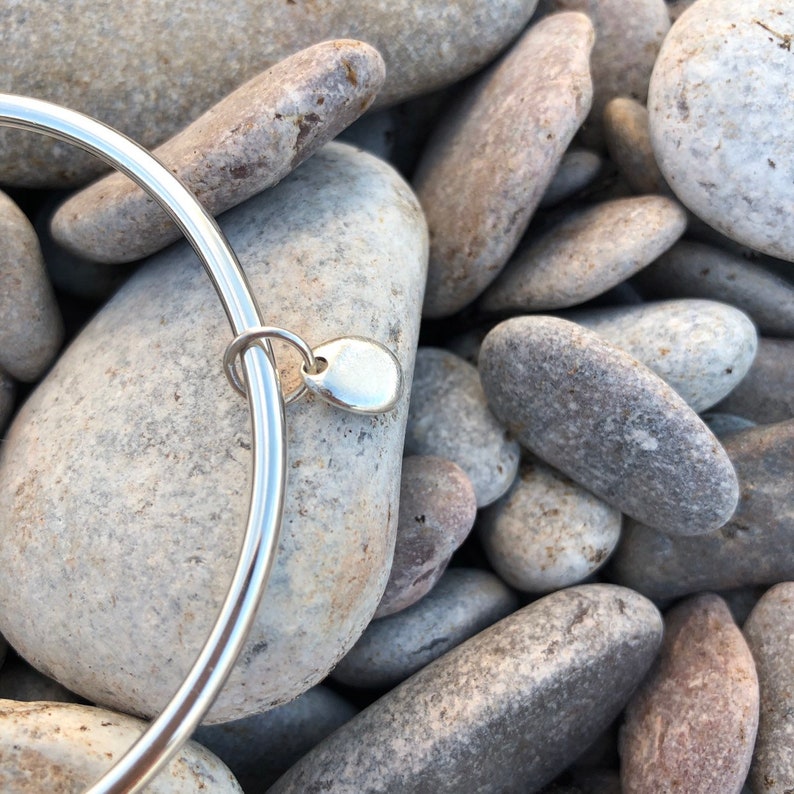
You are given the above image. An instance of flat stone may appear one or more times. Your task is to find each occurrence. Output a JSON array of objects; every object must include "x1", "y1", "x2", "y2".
[
  {"x1": 607, "y1": 420, "x2": 794, "y2": 599},
  {"x1": 567, "y1": 299, "x2": 758, "y2": 413},
  {"x1": 50, "y1": 41, "x2": 386, "y2": 264},
  {"x1": 0, "y1": 656, "x2": 86, "y2": 705},
  {"x1": 413, "y1": 12, "x2": 594, "y2": 317},
  {"x1": 480, "y1": 196, "x2": 686, "y2": 313},
  {"x1": 0, "y1": 191, "x2": 63, "y2": 382},
  {"x1": 478, "y1": 456, "x2": 621, "y2": 593},
  {"x1": 0, "y1": 699, "x2": 242, "y2": 792},
  {"x1": 716, "y1": 338, "x2": 794, "y2": 423},
  {"x1": 633, "y1": 240, "x2": 794, "y2": 337},
  {"x1": 404, "y1": 347, "x2": 520, "y2": 508},
  {"x1": 620, "y1": 594, "x2": 759, "y2": 794},
  {"x1": 648, "y1": 0, "x2": 794, "y2": 261},
  {"x1": 539, "y1": 149, "x2": 603, "y2": 208},
  {"x1": 375, "y1": 456, "x2": 477, "y2": 618},
  {"x1": 0, "y1": 143, "x2": 428, "y2": 723},
  {"x1": 479, "y1": 316, "x2": 739, "y2": 535},
  {"x1": 270, "y1": 584, "x2": 663, "y2": 793},
  {"x1": 193, "y1": 685, "x2": 358, "y2": 792},
  {"x1": 744, "y1": 583, "x2": 794, "y2": 794},
  {"x1": 332, "y1": 567, "x2": 518, "y2": 690},
  {"x1": 0, "y1": 370, "x2": 15, "y2": 435},
  {"x1": 0, "y1": 0, "x2": 540, "y2": 187}
]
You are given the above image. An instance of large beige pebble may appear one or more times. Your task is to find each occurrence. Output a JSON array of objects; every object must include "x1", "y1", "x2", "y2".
[{"x1": 50, "y1": 41, "x2": 386, "y2": 264}]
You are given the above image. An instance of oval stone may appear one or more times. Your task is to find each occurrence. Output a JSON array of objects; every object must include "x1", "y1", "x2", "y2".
[
  {"x1": 479, "y1": 316, "x2": 739, "y2": 535},
  {"x1": 270, "y1": 584, "x2": 663, "y2": 793},
  {"x1": 0, "y1": 143, "x2": 428, "y2": 723}
]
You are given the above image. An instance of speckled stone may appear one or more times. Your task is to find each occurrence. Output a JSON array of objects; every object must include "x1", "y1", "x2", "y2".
[
  {"x1": 608, "y1": 420, "x2": 794, "y2": 599},
  {"x1": 193, "y1": 685, "x2": 358, "y2": 793},
  {"x1": 375, "y1": 456, "x2": 477, "y2": 618},
  {"x1": 567, "y1": 299, "x2": 758, "y2": 413},
  {"x1": 0, "y1": 0, "x2": 539, "y2": 187},
  {"x1": 413, "y1": 12, "x2": 594, "y2": 317},
  {"x1": 0, "y1": 370, "x2": 15, "y2": 435},
  {"x1": 0, "y1": 656, "x2": 85, "y2": 705},
  {"x1": 539, "y1": 149, "x2": 603, "y2": 208},
  {"x1": 50, "y1": 41, "x2": 386, "y2": 264},
  {"x1": 602, "y1": 97, "x2": 669, "y2": 195},
  {"x1": 537, "y1": 0, "x2": 670, "y2": 148},
  {"x1": 480, "y1": 197, "x2": 686, "y2": 313},
  {"x1": 744, "y1": 583, "x2": 794, "y2": 794},
  {"x1": 632, "y1": 240, "x2": 794, "y2": 337},
  {"x1": 0, "y1": 700, "x2": 242, "y2": 792},
  {"x1": 404, "y1": 347, "x2": 520, "y2": 508},
  {"x1": 333, "y1": 568, "x2": 518, "y2": 690},
  {"x1": 478, "y1": 456, "x2": 621, "y2": 593},
  {"x1": 701, "y1": 413, "x2": 757, "y2": 438},
  {"x1": 0, "y1": 143, "x2": 428, "y2": 723},
  {"x1": 270, "y1": 584, "x2": 663, "y2": 793},
  {"x1": 716, "y1": 338, "x2": 794, "y2": 423},
  {"x1": 620, "y1": 594, "x2": 759, "y2": 794},
  {"x1": 479, "y1": 316, "x2": 739, "y2": 535},
  {"x1": 0, "y1": 191, "x2": 63, "y2": 382},
  {"x1": 648, "y1": 0, "x2": 794, "y2": 261}
]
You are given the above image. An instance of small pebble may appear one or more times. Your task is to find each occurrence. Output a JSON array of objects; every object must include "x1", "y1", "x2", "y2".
[
  {"x1": 375, "y1": 455, "x2": 477, "y2": 618},
  {"x1": 743, "y1": 583, "x2": 794, "y2": 794},
  {"x1": 539, "y1": 149, "x2": 603, "y2": 208},
  {"x1": 479, "y1": 316, "x2": 739, "y2": 535},
  {"x1": 331, "y1": 567, "x2": 519, "y2": 690},
  {"x1": 620, "y1": 594, "x2": 759, "y2": 794},
  {"x1": 404, "y1": 347, "x2": 520, "y2": 508},
  {"x1": 478, "y1": 456, "x2": 621, "y2": 593}
]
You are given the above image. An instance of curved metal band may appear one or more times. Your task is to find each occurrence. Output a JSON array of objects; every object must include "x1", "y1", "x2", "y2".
[{"x1": 0, "y1": 93, "x2": 287, "y2": 793}]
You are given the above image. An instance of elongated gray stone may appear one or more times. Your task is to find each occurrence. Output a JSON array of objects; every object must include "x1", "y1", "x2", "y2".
[
  {"x1": 744, "y1": 583, "x2": 794, "y2": 794},
  {"x1": 270, "y1": 584, "x2": 663, "y2": 794},
  {"x1": 414, "y1": 12, "x2": 594, "y2": 317},
  {"x1": 0, "y1": 0, "x2": 539, "y2": 187},
  {"x1": 480, "y1": 197, "x2": 686, "y2": 313},
  {"x1": 0, "y1": 700, "x2": 242, "y2": 792},
  {"x1": 620, "y1": 594, "x2": 758, "y2": 794},
  {"x1": 608, "y1": 420, "x2": 794, "y2": 599},
  {"x1": 567, "y1": 299, "x2": 758, "y2": 412},
  {"x1": 50, "y1": 41, "x2": 386, "y2": 264},
  {"x1": 479, "y1": 316, "x2": 739, "y2": 535},
  {"x1": 0, "y1": 143, "x2": 428, "y2": 723}
]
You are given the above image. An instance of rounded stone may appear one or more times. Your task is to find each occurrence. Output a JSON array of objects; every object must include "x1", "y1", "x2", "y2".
[
  {"x1": 480, "y1": 196, "x2": 687, "y2": 313},
  {"x1": 478, "y1": 456, "x2": 621, "y2": 593},
  {"x1": 404, "y1": 347, "x2": 520, "y2": 508},
  {"x1": 50, "y1": 41, "x2": 387, "y2": 264},
  {"x1": 648, "y1": 0, "x2": 794, "y2": 261},
  {"x1": 479, "y1": 316, "x2": 739, "y2": 535},
  {"x1": 539, "y1": 149, "x2": 603, "y2": 209},
  {"x1": 270, "y1": 584, "x2": 663, "y2": 793},
  {"x1": 375, "y1": 456, "x2": 477, "y2": 618},
  {"x1": 0, "y1": 143, "x2": 428, "y2": 723},
  {"x1": 413, "y1": 12, "x2": 594, "y2": 317},
  {"x1": 743, "y1": 583, "x2": 794, "y2": 794},
  {"x1": 0, "y1": 699, "x2": 242, "y2": 792},
  {"x1": 620, "y1": 594, "x2": 759, "y2": 794},
  {"x1": 567, "y1": 299, "x2": 758, "y2": 413}
]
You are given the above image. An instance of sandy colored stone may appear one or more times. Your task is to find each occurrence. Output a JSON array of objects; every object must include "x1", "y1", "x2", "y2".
[
  {"x1": 0, "y1": 143, "x2": 427, "y2": 723},
  {"x1": 414, "y1": 12, "x2": 594, "y2": 317},
  {"x1": 270, "y1": 584, "x2": 663, "y2": 793},
  {"x1": 539, "y1": 149, "x2": 603, "y2": 208},
  {"x1": 620, "y1": 594, "x2": 759, "y2": 794},
  {"x1": 608, "y1": 420, "x2": 794, "y2": 599},
  {"x1": 479, "y1": 316, "x2": 739, "y2": 535},
  {"x1": 0, "y1": 0, "x2": 539, "y2": 187},
  {"x1": 744, "y1": 583, "x2": 794, "y2": 794},
  {"x1": 50, "y1": 41, "x2": 386, "y2": 264},
  {"x1": 479, "y1": 456, "x2": 621, "y2": 593},
  {"x1": 0, "y1": 191, "x2": 63, "y2": 382},
  {"x1": 648, "y1": 0, "x2": 794, "y2": 261},
  {"x1": 480, "y1": 196, "x2": 686, "y2": 313},
  {"x1": 0, "y1": 699, "x2": 242, "y2": 792},
  {"x1": 404, "y1": 347, "x2": 520, "y2": 508},
  {"x1": 375, "y1": 456, "x2": 477, "y2": 618}
]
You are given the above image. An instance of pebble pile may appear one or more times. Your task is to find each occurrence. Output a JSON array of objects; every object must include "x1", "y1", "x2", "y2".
[{"x1": 0, "y1": 0, "x2": 791, "y2": 791}]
